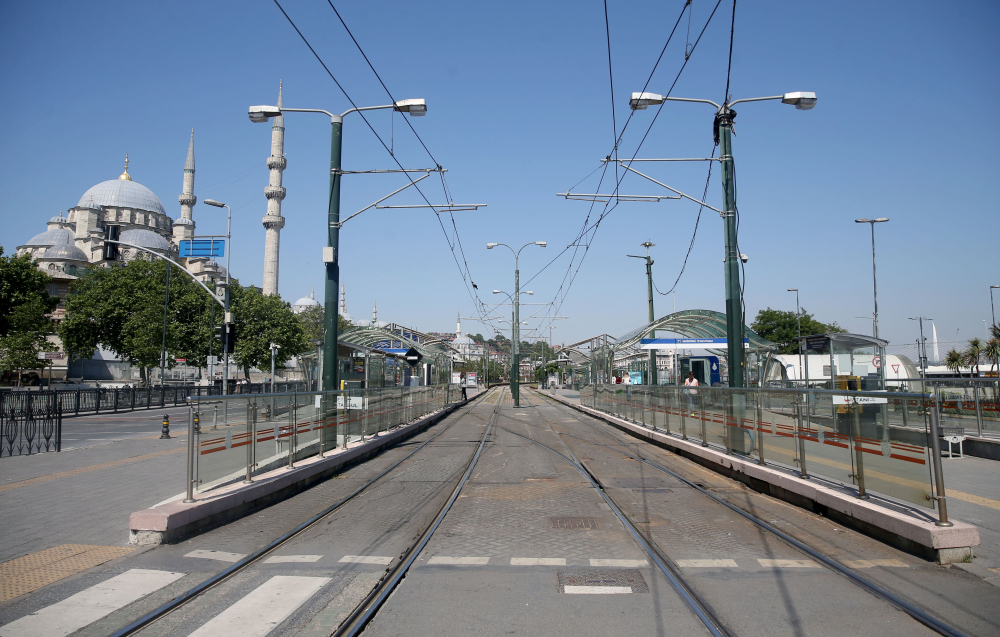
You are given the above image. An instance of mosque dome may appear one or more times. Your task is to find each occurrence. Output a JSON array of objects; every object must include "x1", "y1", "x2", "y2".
[
  {"x1": 77, "y1": 199, "x2": 101, "y2": 211},
  {"x1": 48, "y1": 213, "x2": 69, "y2": 224},
  {"x1": 173, "y1": 217, "x2": 195, "y2": 227},
  {"x1": 120, "y1": 228, "x2": 170, "y2": 251},
  {"x1": 292, "y1": 293, "x2": 320, "y2": 315},
  {"x1": 24, "y1": 228, "x2": 75, "y2": 247},
  {"x1": 77, "y1": 178, "x2": 166, "y2": 215},
  {"x1": 42, "y1": 243, "x2": 89, "y2": 261}
]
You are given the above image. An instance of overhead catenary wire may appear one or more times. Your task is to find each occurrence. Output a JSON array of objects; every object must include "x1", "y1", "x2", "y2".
[{"x1": 271, "y1": 0, "x2": 501, "y2": 335}]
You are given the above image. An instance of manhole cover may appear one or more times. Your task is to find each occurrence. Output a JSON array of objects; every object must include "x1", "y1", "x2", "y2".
[
  {"x1": 550, "y1": 517, "x2": 599, "y2": 530},
  {"x1": 557, "y1": 568, "x2": 649, "y2": 593}
]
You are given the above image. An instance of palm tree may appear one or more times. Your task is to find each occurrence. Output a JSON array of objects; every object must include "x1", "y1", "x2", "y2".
[
  {"x1": 986, "y1": 337, "x2": 1000, "y2": 378},
  {"x1": 945, "y1": 348, "x2": 964, "y2": 377},
  {"x1": 964, "y1": 338, "x2": 983, "y2": 377}
]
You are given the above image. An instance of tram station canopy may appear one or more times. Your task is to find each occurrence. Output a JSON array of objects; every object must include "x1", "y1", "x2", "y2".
[{"x1": 614, "y1": 309, "x2": 774, "y2": 353}]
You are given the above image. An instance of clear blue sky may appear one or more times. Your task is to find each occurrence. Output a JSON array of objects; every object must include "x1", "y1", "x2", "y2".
[{"x1": 2, "y1": 0, "x2": 997, "y2": 350}]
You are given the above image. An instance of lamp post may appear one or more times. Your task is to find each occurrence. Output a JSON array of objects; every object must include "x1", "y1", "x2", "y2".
[
  {"x1": 628, "y1": 241, "x2": 657, "y2": 385},
  {"x1": 269, "y1": 342, "x2": 281, "y2": 393},
  {"x1": 855, "y1": 218, "x2": 889, "y2": 339},
  {"x1": 629, "y1": 90, "x2": 816, "y2": 390},
  {"x1": 492, "y1": 291, "x2": 531, "y2": 393},
  {"x1": 487, "y1": 241, "x2": 546, "y2": 406},
  {"x1": 991, "y1": 285, "x2": 999, "y2": 327},
  {"x1": 249, "y1": 99, "x2": 426, "y2": 392},
  {"x1": 788, "y1": 288, "x2": 802, "y2": 383},
  {"x1": 203, "y1": 199, "x2": 232, "y2": 395}
]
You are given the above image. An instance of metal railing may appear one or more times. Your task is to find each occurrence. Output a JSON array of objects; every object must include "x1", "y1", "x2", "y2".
[
  {"x1": 583, "y1": 383, "x2": 955, "y2": 526},
  {"x1": 182, "y1": 385, "x2": 461, "y2": 500},
  {"x1": 1, "y1": 392, "x2": 62, "y2": 457},
  {"x1": 0, "y1": 381, "x2": 309, "y2": 419}
]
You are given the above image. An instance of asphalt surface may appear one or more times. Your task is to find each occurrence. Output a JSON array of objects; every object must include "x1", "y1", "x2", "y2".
[{"x1": 1, "y1": 386, "x2": 998, "y2": 637}]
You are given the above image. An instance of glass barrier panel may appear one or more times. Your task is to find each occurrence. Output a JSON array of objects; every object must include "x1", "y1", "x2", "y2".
[
  {"x1": 858, "y1": 395, "x2": 934, "y2": 508},
  {"x1": 758, "y1": 390, "x2": 802, "y2": 471}
]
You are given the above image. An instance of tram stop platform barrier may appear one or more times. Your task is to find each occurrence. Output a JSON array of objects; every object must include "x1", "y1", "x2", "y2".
[
  {"x1": 544, "y1": 390, "x2": 980, "y2": 564},
  {"x1": 129, "y1": 391, "x2": 473, "y2": 546}
]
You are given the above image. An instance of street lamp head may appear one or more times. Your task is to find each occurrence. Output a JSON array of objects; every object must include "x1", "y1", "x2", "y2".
[
  {"x1": 492, "y1": 290, "x2": 501, "y2": 294},
  {"x1": 526, "y1": 291, "x2": 534, "y2": 295},
  {"x1": 855, "y1": 219, "x2": 871, "y2": 223},
  {"x1": 787, "y1": 288, "x2": 797, "y2": 292},
  {"x1": 874, "y1": 217, "x2": 890, "y2": 223},
  {"x1": 487, "y1": 243, "x2": 498, "y2": 249},
  {"x1": 393, "y1": 98, "x2": 427, "y2": 117},
  {"x1": 204, "y1": 199, "x2": 226, "y2": 208},
  {"x1": 535, "y1": 241, "x2": 547, "y2": 247},
  {"x1": 992, "y1": 285, "x2": 1000, "y2": 289},
  {"x1": 781, "y1": 92, "x2": 817, "y2": 110},
  {"x1": 629, "y1": 92, "x2": 664, "y2": 110},
  {"x1": 248, "y1": 105, "x2": 281, "y2": 123}
]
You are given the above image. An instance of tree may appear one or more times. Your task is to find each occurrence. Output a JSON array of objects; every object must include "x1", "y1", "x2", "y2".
[
  {"x1": 0, "y1": 247, "x2": 58, "y2": 383},
  {"x1": 963, "y1": 338, "x2": 983, "y2": 377},
  {"x1": 750, "y1": 307, "x2": 845, "y2": 355},
  {"x1": 59, "y1": 257, "x2": 214, "y2": 382},
  {"x1": 945, "y1": 349, "x2": 964, "y2": 377},
  {"x1": 230, "y1": 284, "x2": 309, "y2": 378}
]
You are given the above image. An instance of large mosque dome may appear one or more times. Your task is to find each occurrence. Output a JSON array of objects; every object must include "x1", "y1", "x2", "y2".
[{"x1": 77, "y1": 178, "x2": 166, "y2": 215}]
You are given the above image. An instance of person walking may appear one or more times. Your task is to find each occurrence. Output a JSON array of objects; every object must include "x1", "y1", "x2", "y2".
[
  {"x1": 460, "y1": 373, "x2": 468, "y2": 401},
  {"x1": 684, "y1": 371, "x2": 699, "y2": 414}
]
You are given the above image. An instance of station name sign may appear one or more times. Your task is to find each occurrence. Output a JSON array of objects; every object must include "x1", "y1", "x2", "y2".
[{"x1": 639, "y1": 337, "x2": 748, "y2": 350}]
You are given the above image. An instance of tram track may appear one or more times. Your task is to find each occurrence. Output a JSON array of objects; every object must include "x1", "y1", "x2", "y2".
[
  {"x1": 107, "y1": 388, "x2": 500, "y2": 637},
  {"x1": 515, "y1": 388, "x2": 968, "y2": 637}
]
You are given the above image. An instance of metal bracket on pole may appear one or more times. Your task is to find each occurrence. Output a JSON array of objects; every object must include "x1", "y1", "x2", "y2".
[
  {"x1": 602, "y1": 162, "x2": 725, "y2": 213},
  {"x1": 105, "y1": 240, "x2": 225, "y2": 310},
  {"x1": 556, "y1": 192, "x2": 679, "y2": 203}
]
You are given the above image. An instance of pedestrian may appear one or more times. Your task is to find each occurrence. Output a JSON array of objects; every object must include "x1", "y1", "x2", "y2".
[
  {"x1": 683, "y1": 371, "x2": 699, "y2": 413},
  {"x1": 461, "y1": 373, "x2": 468, "y2": 401}
]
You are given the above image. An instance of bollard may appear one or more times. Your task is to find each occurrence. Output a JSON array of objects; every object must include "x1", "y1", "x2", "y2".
[
  {"x1": 193, "y1": 412, "x2": 201, "y2": 489},
  {"x1": 160, "y1": 414, "x2": 171, "y2": 439},
  {"x1": 184, "y1": 406, "x2": 195, "y2": 502},
  {"x1": 929, "y1": 389, "x2": 953, "y2": 527},
  {"x1": 851, "y1": 402, "x2": 869, "y2": 499}
]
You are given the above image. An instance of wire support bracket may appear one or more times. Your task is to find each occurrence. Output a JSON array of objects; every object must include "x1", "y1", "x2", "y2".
[
  {"x1": 604, "y1": 162, "x2": 724, "y2": 214},
  {"x1": 333, "y1": 167, "x2": 446, "y2": 175},
  {"x1": 557, "y1": 192, "x2": 679, "y2": 203}
]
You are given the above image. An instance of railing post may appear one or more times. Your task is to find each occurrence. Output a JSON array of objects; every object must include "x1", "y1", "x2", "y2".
[
  {"x1": 973, "y1": 384, "x2": 983, "y2": 437},
  {"x1": 930, "y1": 389, "x2": 953, "y2": 526},
  {"x1": 184, "y1": 404, "x2": 196, "y2": 502},
  {"x1": 289, "y1": 393, "x2": 296, "y2": 469},
  {"x1": 244, "y1": 402, "x2": 254, "y2": 484},
  {"x1": 796, "y1": 398, "x2": 809, "y2": 479},
  {"x1": 757, "y1": 388, "x2": 765, "y2": 466},
  {"x1": 851, "y1": 401, "x2": 868, "y2": 499}
]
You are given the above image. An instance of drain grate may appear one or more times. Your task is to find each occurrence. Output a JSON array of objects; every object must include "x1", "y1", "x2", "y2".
[
  {"x1": 557, "y1": 568, "x2": 649, "y2": 593},
  {"x1": 550, "y1": 517, "x2": 599, "y2": 530}
]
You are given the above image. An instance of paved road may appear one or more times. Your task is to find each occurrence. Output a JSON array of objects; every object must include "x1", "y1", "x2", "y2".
[{"x1": 2, "y1": 386, "x2": 997, "y2": 636}]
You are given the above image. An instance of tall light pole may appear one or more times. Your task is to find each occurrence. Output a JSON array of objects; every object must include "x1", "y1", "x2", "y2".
[
  {"x1": 203, "y1": 199, "x2": 232, "y2": 395},
  {"x1": 487, "y1": 239, "x2": 546, "y2": 407},
  {"x1": 249, "y1": 99, "x2": 426, "y2": 392},
  {"x1": 630, "y1": 90, "x2": 816, "y2": 391},
  {"x1": 991, "y1": 285, "x2": 999, "y2": 327},
  {"x1": 855, "y1": 218, "x2": 889, "y2": 339},
  {"x1": 788, "y1": 288, "x2": 802, "y2": 382},
  {"x1": 628, "y1": 241, "x2": 657, "y2": 385}
]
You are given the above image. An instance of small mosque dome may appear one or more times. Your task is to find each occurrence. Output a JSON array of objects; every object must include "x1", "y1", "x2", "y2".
[
  {"x1": 120, "y1": 228, "x2": 170, "y2": 251},
  {"x1": 48, "y1": 212, "x2": 69, "y2": 224},
  {"x1": 173, "y1": 217, "x2": 195, "y2": 227},
  {"x1": 292, "y1": 293, "x2": 320, "y2": 315},
  {"x1": 76, "y1": 199, "x2": 101, "y2": 211},
  {"x1": 25, "y1": 228, "x2": 75, "y2": 247},
  {"x1": 42, "y1": 243, "x2": 89, "y2": 261}
]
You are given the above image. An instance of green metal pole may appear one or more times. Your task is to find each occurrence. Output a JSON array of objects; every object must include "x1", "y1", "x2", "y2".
[
  {"x1": 719, "y1": 110, "x2": 746, "y2": 452},
  {"x1": 322, "y1": 116, "x2": 343, "y2": 393},
  {"x1": 645, "y1": 255, "x2": 656, "y2": 386},
  {"x1": 513, "y1": 267, "x2": 520, "y2": 406}
]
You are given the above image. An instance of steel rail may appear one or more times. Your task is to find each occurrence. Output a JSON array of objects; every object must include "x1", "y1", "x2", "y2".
[
  {"x1": 505, "y1": 392, "x2": 733, "y2": 637},
  {"x1": 108, "y1": 389, "x2": 495, "y2": 637},
  {"x1": 529, "y1": 389, "x2": 969, "y2": 637},
  {"x1": 333, "y1": 390, "x2": 503, "y2": 636}
]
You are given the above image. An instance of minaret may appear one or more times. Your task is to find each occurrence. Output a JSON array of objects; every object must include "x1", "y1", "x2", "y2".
[
  {"x1": 262, "y1": 80, "x2": 287, "y2": 296},
  {"x1": 372, "y1": 299, "x2": 378, "y2": 323},
  {"x1": 340, "y1": 283, "x2": 346, "y2": 315},
  {"x1": 456, "y1": 312, "x2": 462, "y2": 338},
  {"x1": 174, "y1": 130, "x2": 196, "y2": 243}
]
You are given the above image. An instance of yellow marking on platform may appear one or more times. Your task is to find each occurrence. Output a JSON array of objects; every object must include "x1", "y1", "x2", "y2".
[
  {"x1": 0, "y1": 446, "x2": 184, "y2": 493},
  {"x1": 764, "y1": 445, "x2": 1000, "y2": 511},
  {"x1": 0, "y1": 544, "x2": 134, "y2": 602}
]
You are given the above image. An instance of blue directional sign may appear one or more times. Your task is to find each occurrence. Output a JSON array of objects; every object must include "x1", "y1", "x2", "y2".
[
  {"x1": 179, "y1": 239, "x2": 225, "y2": 258},
  {"x1": 639, "y1": 337, "x2": 749, "y2": 350}
]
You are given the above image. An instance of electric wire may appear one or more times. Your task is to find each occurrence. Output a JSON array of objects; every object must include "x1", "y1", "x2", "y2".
[{"x1": 270, "y1": 0, "x2": 501, "y2": 336}]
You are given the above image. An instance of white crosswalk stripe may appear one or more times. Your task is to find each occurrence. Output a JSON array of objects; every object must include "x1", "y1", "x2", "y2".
[
  {"x1": 511, "y1": 558, "x2": 565, "y2": 566},
  {"x1": 427, "y1": 556, "x2": 490, "y2": 565},
  {"x1": 564, "y1": 586, "x2": 632, "y2": 594},
  {"x1": 677, "y1": 559, "x2": 739, "y2": 568},
  {"x1": 757, "y1": 559, "x2": 819, "y2": 568},
  {"x1": 338, "y1": 555, "x2": 393, "y2": 565},
  {"x1": 264, "y1": 555, "x2": 323, "y2": 564},
  {"x1": 0, "y1": 569, "x2": 185, "y2": 637},
  {"x1": 187, "y1": 576, "x2": 330, "y2": 637},
  {"x1": 590, "y1": 559, "x2": 648, "y2": 568},
  {"x1": 185, "y1": 549, "x2": 246, "y2": 563}
]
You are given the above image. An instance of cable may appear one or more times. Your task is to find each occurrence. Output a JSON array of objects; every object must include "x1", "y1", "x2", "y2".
[
  {"x1": 271, "y1": 0, "x2": 501, "y2": 335},
  {"x1": 604, "y1": 0, "x2": 619, "y2": 186}
]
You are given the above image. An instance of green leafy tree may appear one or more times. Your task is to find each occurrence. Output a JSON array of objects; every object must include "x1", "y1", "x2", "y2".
[
  {"x1": 0, "y1": 247, "x2": 59, "y2": 383},
  {"x1": 230, "y1": 284, "x2": 309, "y2": 378},
  {"x1": 945, "y1": 348, "x2": 964, "y2": 378},
  {"x1": 750, "y1": 307, "x2": 845, "y2": 355},
  {"x1": 59, "y1": 258, "x2": 214, "y2": 382}
]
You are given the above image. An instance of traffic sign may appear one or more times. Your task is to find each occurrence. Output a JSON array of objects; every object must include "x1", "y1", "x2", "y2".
[
  {"x1": 404, "y1": 348, "x2": 423, "y2": 365},
  {"x1": 175, "y1": 358, "x2": 186, "y2": 363},
  {"x1": 36, "y1": 351, "x2": 64, "y2": 360},
  {"x1": 179, "y1": 239, "x2": 225, "y2": 258},
  {"x1": 872, "y1": 356, "x2": 881, "y2": 368}
]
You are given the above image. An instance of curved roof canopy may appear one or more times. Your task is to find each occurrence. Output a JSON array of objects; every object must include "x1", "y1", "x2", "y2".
[
  {"x1": 615, "y1": 309, "x2": 774, "y2": 352},
  {"x1": 340, "y1": 325, "x2": 457, "y2": 361}
]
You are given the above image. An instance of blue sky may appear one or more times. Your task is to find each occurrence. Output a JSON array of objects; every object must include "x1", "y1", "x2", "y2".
[{"x1": 2, "y1": 0, "x2": 997, "y2": 351}]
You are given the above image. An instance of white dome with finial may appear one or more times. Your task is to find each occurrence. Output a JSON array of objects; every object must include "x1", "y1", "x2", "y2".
[
  {"x1": 77, "y1": 155, "x2": 167, "y2": 215},
  {"x1": 292, "y1": 287, "x2": 320, "y2": 314}
]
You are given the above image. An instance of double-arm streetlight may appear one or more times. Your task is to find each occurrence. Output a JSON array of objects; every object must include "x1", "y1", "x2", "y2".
[
  {"x1": 203, "y1": 199, "x2": 232, "y2": 394},
  {"x1": 629, "y1": 90, "x2": 816, "y2": 390},
  {"x1": 855, "y1": 218, "x2": 889, "y2": 339},
  {"x1": 487, "y1": 241, "x2": 546, "y2": 406},
  {"x1": 249, "y1": 99, "x2": 426, "y2": 391}
]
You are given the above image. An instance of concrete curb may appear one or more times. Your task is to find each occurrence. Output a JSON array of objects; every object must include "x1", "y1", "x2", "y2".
[
  {"x1": 129, "y1": 398, "x2": 471, "y2": 545},
  {"x1": 543, "y1": 391, "x2": 980, "y2": 564},
  {"x1": 964, "y1": 436, "x2": 1000, "y2": 461}
]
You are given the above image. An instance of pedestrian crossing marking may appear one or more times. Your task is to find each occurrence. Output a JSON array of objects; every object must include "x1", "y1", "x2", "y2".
[
  {"x1": 0, "y1": 568, "x2": 184, "y2": 637},
  {"x1": 757, "y1": 559, "x2": 819, "y2": 568},
  {"x1": 338, "y1": 555, "x2": 392, "y2": 565},
  {"x1": 590, "y1": 559, "x2": 648, "y2": 568},
  {"x1": 187, "y1": 575, "x2": 330, "y2": 637},
  {"x1": 264, "y1": 555, "x2": 323, "y2": 564},
  {"x1": 564, "y1": 585, "x2": 632, "y2": 594},
  {"x1": 185, "y1": 550, "x2": 245, "y2": 563},
  {"x1": 677, "y1": 559, "x2": 739, "y2": 568},
  {"x1": 427, "y1": 556, "x2": 490, "y2": 565},
  {"x1": 511, "y1": 558, "x2": 565, "y2": 566}
]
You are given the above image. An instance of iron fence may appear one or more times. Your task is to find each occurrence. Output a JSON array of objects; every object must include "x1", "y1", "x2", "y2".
[
  {"x1": 1, "y1": 391, "x2": 62, "y2": 457},
  {"x1": 0, "y1": 381, "x2": 309, "y2": 419}
]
